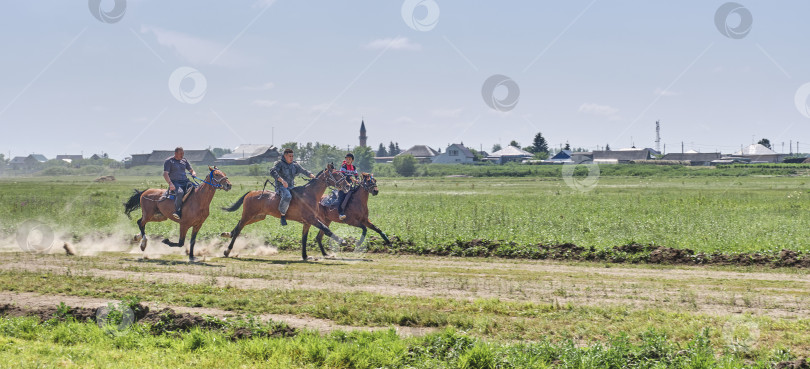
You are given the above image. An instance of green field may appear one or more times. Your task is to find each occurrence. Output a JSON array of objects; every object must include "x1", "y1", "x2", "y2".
[{"x1": 1, "y1": 170, "x2": 809, "y2": 255}]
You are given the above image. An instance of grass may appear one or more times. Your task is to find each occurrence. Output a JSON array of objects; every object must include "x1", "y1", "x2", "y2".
[
  {"x1": 0, "y1": 316, "x2": 800, "y2": 368},
  {"x1": 1, "y1": 173, "x2": 810, "y2": 255},
  {"x1": 2, "y1": 264, "x2": 810, "y2": 359}
]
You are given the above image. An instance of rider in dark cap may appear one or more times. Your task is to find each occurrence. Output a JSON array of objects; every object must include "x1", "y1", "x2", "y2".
[{"x1": 337, "y1": 153, "x2": 359, "y2": 220}]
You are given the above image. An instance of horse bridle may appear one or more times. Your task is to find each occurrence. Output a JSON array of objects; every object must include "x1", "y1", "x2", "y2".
[
  {"x1": 324, "y1": 169, "x2": 350, "y2": 192},
  {"x1": 360, "y1": 174, "x2": 377, "y2": 192},
  {"x1": 193, "y1": 169, "x2": 229, "y2": 189}
]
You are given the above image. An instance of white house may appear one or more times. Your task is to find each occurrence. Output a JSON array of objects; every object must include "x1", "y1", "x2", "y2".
[{"x1": 432, "y1": 143, "x2": 475, "y2": 164}]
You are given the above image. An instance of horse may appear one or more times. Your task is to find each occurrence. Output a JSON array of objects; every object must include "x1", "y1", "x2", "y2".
[
  {"x1": 220, "y1": 163, "x2": 350, "y2": 261},
  {"x1": 124, "y1": 166, "x2": 232, "y2": 262},
  {"x1": 315, "y1": 172, "x2": 391, "y2": 251}
]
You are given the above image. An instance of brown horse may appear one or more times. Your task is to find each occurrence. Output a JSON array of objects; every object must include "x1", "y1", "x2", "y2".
[
  {"x1": 220, "y1": 163, "x2": 350, "y2": 260},
  {"x1": 124, "y1": 166, "x2": 232, "y2": 262},
  {"x1": 315, "y1": 173, "x2": 390, "y2": 251}
]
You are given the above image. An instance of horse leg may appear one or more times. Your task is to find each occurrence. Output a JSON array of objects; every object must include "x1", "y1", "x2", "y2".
[
  {"x1": 163, "y1": 224, "x2": 188, "y2": 248},
  {"x1": 223, "y1": 221, "x2": 244, "y2": 257},
  {"x1": 301, "y1": 224, "x2": 311, "y2": 261},
  {"x1": 314, "y1": 221, "x2": 346, "y2": 250},
  {"x1": 356, "y1": 225, "x2": 367, "y2": 247},
  {"x1": 188, "y1": 225, "x2": 201, "y2": 262},
  {"x1": 137, "y1": 217, "x2": 148, "y2": 251},
  {"x1": 315, "y1": 229, "x2": 327, "y2": 255},
  {"x1": 364, "y1": 220, "x2": 391, "y2": 245}
]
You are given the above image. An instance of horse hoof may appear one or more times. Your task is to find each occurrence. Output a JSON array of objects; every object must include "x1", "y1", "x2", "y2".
[
  {"x1": 189, "y1": 257, "x2": 197, "y2": 263},
  {"x1": 223, "y1": 249, "x2": 230, "y2": 258},
  {"x1": 139, "y1": 239, "x2": 148, "y2": 252},
  {"x1": 133, "y1": 234, "x2": 142, "y2": 242},
  {"x1": 220, "y1": 232, "x2": 231, "y2": 238}
]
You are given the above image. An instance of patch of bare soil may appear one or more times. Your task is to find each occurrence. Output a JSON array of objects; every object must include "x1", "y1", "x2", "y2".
[{"x1": 0, "y1": 291, "x2": 434, "y2": 337}]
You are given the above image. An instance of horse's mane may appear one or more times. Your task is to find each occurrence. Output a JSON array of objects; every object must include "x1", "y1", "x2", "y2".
[{"x1": 291, "y1": 168, "x2": 325, "y2": 194}]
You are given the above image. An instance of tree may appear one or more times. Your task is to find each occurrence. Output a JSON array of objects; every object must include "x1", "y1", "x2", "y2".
[
  {"x1": 757, "y1": 138, "x2": 771, "y2": 149},
  {"x1": 605, "y1": 144, "x2": 611, "y2": 151},
  {"x1": 564, "y1": 142, "x2": 571, "y2": 151},
  {"x1": 395, "y1": 142, "x2": 401, "y2": 155},
  {"x1": 530, "y1": 132, "x2": 549, "y2": 154},
  {"x1": 392, "y1": 154, "x2": 417, "y2": 176},
  {"x1": 376, "y1": 143, "x2": 387, "y2": 157},
  {"x1": 211, "y1": 147, "x2": 232, "y2": 158},
  {"x1": 388, "y1": 142, "x2": 397, "y2": 156},
  {"x1": 353, "y1": 145, "x2": 375, "y2": 173},
  {"x1": 509, "y1": 140, "x2": 520, "y2": 148},
  {"x1": 281, "y1": 142, "x2": 299, "y2": 156},
  {"x1": 308, "y1": 143, "x2": 342, "y2": 170},
  {"x1": 469, "y1": 148, "x2": 484, "y2": 161},
  {"x1": 492, "y1": 143, "x2": 502, "y2": 152}
]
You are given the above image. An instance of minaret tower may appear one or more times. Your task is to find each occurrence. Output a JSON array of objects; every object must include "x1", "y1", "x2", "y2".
[{"x1": 359, "y1": 119, "x2": 367, "y2": 147}]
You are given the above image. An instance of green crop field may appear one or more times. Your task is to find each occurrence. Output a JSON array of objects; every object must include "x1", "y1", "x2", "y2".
[
  {"x1": 2, "y1": 169, "x2": 810, "y2": 368},
  {"x1": 1, "y1": 170, "x2": 809, "y2": 255}
]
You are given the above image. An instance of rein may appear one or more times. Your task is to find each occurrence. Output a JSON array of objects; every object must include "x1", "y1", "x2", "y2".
[{"x1": 192, "y1": 170, "x2": 228, "y2": 189}]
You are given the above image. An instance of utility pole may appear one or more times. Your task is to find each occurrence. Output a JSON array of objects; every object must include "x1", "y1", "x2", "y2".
[
  {"x1": 681, "y1": 141, "x2": 684, "y2": 154},
  {"x1": 790, "y1": 140, "x2": 793, "y2": 155}
]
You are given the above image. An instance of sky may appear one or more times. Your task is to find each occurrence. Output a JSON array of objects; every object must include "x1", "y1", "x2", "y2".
[{"x1": 2, "y1": 1, "x2": 810, "y2": 160}]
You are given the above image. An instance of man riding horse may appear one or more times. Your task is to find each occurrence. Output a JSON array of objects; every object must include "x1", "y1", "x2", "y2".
[
  {"x1": 270, "y1": 148, "x2": 316, "y2": 226},
  {"x1": 164, "y1": 147, "x2": 197, "y2": 220}
]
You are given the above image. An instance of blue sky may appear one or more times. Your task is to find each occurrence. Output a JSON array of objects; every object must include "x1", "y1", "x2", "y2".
[{"x1": 2, "y1": 1, "x2": 810, "y2": 160}]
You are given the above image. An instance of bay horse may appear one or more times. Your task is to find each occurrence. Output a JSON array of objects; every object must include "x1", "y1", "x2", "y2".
[
  {"x1": 124, "y1": 166, "x2": 232, "y2": 262},
  {"x1": 315, "y1": 173, "x2": 390, "y2": 251},
  {"x1": 220, "y1": 163, "x2": 350, "y2": 261}
]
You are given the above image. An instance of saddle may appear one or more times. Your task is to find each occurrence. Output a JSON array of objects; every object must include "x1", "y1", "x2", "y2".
[
  {"x1": 319, "y1": 188, "x2": 357, "y2": 209},
  {"x1": 320, "y1": 190, "x2": 341, "y2": 208},
  {"x1": 159, "y1": 183, "x2": 196, "y2": 203}
]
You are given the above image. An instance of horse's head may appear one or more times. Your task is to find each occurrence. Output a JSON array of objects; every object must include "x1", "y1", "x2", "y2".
[
  {"x1": 207, "y1": 166, "x2": 232, "y2": 191},
  {"x1": 361, "y1": 173, "x2": 378, "y2": 196},
  {"x1": 322, "y1": 162, "x2": 350, "y2": 193}
]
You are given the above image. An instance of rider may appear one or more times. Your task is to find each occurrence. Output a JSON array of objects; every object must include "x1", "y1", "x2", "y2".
[
  {"x1": 163, "y1": 147, "x2": 197, "y2": 220},
  {"x1": 337, "y1": 153, "x2": 360, "y2": 220},
  {"x1": 270, "y1": 148, "x2": 315, "y2": 226}
]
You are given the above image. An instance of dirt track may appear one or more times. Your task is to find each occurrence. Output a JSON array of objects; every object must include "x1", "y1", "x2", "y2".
[{"x1": 2, "y1": 251, "x2": 810, "y2": 322}]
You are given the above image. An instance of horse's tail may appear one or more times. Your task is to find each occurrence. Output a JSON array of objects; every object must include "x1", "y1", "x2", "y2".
[
  {"x1": 222, "y1": 192, "x2": 249, "y2": 212},
  {"x1": 123, "y1": 189, "x2": 144, "y2": 220}
]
